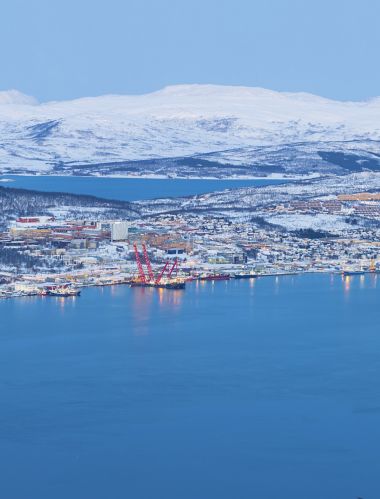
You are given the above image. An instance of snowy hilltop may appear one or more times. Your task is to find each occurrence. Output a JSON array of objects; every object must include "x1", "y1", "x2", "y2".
[{"x1": 0, "y1": 84, "x2": 379, "y2": 177}]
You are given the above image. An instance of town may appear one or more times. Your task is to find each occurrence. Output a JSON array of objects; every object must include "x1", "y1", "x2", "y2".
[{"x1": 1, "y1": 173, "x2": 380, "y2": 298}]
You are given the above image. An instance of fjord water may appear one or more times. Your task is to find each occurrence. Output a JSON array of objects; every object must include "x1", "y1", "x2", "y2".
[
  {"x1": 1, "y1": 274, "x2": 380, "y2": 499},
  {"x1": 1, "y1": 175, "x2": 285, "y2": 200}
]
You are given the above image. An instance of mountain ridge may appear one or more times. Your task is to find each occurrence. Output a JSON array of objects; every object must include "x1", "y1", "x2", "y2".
[
  {"x1": 2, "y1": 84, "x2": 380, "y2": 106},
  {"x1": 0, "y1": 84, "x2": 379, "y2": 177}
]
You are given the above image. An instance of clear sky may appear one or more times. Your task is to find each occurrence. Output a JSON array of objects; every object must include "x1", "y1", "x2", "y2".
[{"x1": 1, "y1": 0, "x2": 379, "y2": 102}]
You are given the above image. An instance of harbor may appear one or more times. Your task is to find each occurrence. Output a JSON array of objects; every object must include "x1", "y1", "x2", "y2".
[
  {"x1": 1, "y1": 262, "x2": 377, "y2": 299},
  {"x1": 2, "y1": 175, "x2": 380, "y2": 300}
]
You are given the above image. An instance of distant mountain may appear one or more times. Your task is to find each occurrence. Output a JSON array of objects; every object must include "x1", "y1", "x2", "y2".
[
  {"x1": 0, "y1": 90, "x2": 38, "y2": 106},
  {"x1": 0, "y1": 84, "x2": 379, "y2": 177}
]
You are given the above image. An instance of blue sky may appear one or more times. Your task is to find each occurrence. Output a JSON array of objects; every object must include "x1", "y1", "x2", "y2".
[{"x1": 1, "y1": 0, "x2": 379, "y2": 101}]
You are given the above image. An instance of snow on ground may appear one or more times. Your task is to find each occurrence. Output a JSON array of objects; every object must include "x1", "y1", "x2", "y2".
[
  {"x1": 0, "y1": 84, "x2": 379, "y2": 174},
  {"x1": 266, "y1": 214, "x2": 354, "y2": 232}
]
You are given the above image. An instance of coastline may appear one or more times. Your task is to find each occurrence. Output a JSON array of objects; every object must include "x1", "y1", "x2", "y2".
[
  {"x1": 0, "y1": 268, "x2": 369, "y2": 300},
  {"x1": 0, "y1": 172, "x2": 319, "y2": 181}
]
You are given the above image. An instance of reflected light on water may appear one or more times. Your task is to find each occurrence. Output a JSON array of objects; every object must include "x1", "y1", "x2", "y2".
[
  {"x1": 55, "y1": 295, "x2": 78, "y2": 314},
  {"x1": 359, "y1": 275, "x2": 366, "y2": 289},
  {"x1": 343, "y1": 275, "x2": 351, "y2": 294},
  {"x1": 158, "y1": 287, "x2": 164, "y2": 305},
  {"x1": 341, "y1": 272, "x2": 380, "y2": 295},
  {"x1": 130, "y1": 286, "x2": 184, "y2": 335},
  {"x1": 158, "y1": 288, "x2": 184, "y2": 310},
  {"x1": 330, "y1": 273, "x2": 336, "y2": 287},
  {"x1": 274, "y1": 276, "x2": 280, "y2": 295},
  {"x1": 131, "y1": 287, "x2": 154, "y2": 336},
  {"x1": 369, "y1": 273, "x2": 378, "y2": 288}
]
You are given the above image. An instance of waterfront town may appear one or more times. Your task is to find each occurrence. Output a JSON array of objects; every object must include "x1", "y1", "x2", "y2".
[{"x1": 1, "y1": 173, "x2": 380, "y2": 298}]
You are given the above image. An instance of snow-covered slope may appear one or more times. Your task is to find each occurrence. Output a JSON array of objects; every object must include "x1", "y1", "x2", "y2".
[{"x1": 0, "y1": 84, "x2": 380, "y2": 177}]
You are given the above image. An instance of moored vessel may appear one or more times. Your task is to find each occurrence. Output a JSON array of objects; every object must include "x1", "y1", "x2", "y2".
[
  {"x1": 199, "y1": 273, "x2": 230, "y2": 281},
  {"x1": 47, "y1": 286, "x2": 81, "y2": 297},
  {"x1": 342, "y1": 270, "x2": 365, "y2": 277},
  {"x1": 234, "y1": 270, "x2": 259, "y2": 279},
  {"x1": 156, "y1": 277, "x2": 186, "y2": 290}
]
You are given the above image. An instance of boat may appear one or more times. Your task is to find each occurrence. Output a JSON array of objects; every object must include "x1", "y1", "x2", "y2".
[
  {"x1": 199, "y1": 273, "x2": 230, "y2": 281},
  {"x1": 234, "y1": 271, "x2": 259, "y2": 279},
  {"x1": 342, "y1": 270, "x2": 365, "y2": 277},
  {"x1": 130, "y1": 277, "x2": 186, "y2": 290},
  {"x1": 342, "y1": 265, "x2": 366, "y2": 276},
  {"x1": 129, "y1": 280, "x2": 149, "y2": 288},
  {"x1": 47, "y1": 286, "x2": 81, "y2": 297},
  {"x1": 158, "y1": 279, "x2": 186, "y2": 290}
]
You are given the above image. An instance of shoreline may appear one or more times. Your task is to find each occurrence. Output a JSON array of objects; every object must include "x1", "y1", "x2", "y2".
[
  {"x1": 0, "y1": 172, "x2": 319, "y2": 181},
  {"x1": 0, "y1": 269, "x2": 372, "y2": 300}
]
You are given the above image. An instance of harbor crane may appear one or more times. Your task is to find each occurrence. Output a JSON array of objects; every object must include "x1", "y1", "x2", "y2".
[{"x1": 132, "y1": 243, "x2": 185, "y2": 290}]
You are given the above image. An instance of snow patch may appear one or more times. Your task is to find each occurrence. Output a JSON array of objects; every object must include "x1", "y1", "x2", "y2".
[
  {"x1": 0, "y1": 90, "x2": 38, "y2": 106},
  {"x1": 0, "y1": 84, "x2": 379, "y2": 175},
  {"x1": 266, "y1": 214, "x2": 354, "y2": 232}
]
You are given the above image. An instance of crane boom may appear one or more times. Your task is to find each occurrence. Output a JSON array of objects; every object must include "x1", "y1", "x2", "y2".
[
  {"x1": 142, "y1": 243, "x2": 155, "y2": 282},
  {"x1": 155, "y1": 261, "x2": 169, "y2": 284},
  {"x1": 133, "y1": 243, "x2": 146, "y2": 283},
  {"x1": 168, "y1": 258, "x2": 178, "y2": 278}
]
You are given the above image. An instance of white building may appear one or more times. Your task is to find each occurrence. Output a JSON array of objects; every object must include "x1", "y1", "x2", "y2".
[{"x1": 111, "y1": 221, "x2": 130, "y2": 241}]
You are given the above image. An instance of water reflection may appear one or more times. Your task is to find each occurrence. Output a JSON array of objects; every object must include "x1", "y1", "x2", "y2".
[
  {"x1": 158, "y1": 288, "x2": 184, "y2": 309},
  {"x1": 343, "y1": 275, "x2": 352, "y2": 295},
  {"x1": 341, "y1": 272, "x2": 380, "y2": 295},
  {"x1": 369, "y1": 273, "x2": 378, "y2": 288},
  {"x1": 274, "y1": 276, "x2": 280, "y2": 295},
  {"x1": 359, "y1": 274, "x2": 366, "y2": 289},
  {"x1": 52, "y1": 295, "x2": 78, "y2": 313},
  {"x1": 131, "y1": 287, "x2": 154, "y2": 336},
  {"x1": 130, "y1": 286, "x2": 184, "y2": 336}
]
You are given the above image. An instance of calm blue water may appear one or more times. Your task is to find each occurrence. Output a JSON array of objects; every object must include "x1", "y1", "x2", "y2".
[
  {"x1": 0, "y1": 175, "x2": 285, "y2": 201},
  {"x1": 1, "y1": 274, "x2": 379, "y2": 499}
]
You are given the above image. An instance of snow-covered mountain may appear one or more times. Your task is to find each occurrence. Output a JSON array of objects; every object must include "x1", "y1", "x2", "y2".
[{"x1": 0, "y1": 84, "x2": 380, "y2": 177}]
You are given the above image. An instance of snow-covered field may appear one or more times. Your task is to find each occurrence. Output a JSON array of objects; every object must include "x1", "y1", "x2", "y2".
[
  {"x1": 0, "y1": 85, "x2": 379, "y2": 177},
  {"x1": 266, "y1": 214, "x2": 352, "y2": 232}
]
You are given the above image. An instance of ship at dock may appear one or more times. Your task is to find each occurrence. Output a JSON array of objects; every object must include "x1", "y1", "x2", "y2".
[
  {"x1": 46, "y1": 286, "x2": 81, "y2": 297},
  {"x1": 154, "y1": 277, "x2": 186, "y2": 290},
  {"x1": 130, "y1": 243, "x2": 186, "y2": 290},
  {"x1": 199, "y1": 273, "x2": 230, "y2": 281},
  {"x1": 342, "y1": 263, "x2": 367, "y2": 277},
  {"x1": 342, "y1": 270, "x2": 366, "y2": 277},
  {"x1": 234, "y1": 269, "x2": 259, "y2": 279}
]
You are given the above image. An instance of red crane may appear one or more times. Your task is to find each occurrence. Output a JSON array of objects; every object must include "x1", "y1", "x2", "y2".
[
  {"x1": 155, "y1": 258, "x2": 178, "y2": 284},
  {"x1": 168, "y1": 258, "x2": 178, "y2": 278},
  {"x1": 142, "y1": 243, "x2": 155, "y2": 282},
  {"x1": 133, "y1": 243, "x2": 180, "y2": 287},
  {"x1": 155, "y1": 261, "x2": 169, "y2": 285},
  {"x1": 133, "y1": 243, "x2": 146, "y2": 283}
]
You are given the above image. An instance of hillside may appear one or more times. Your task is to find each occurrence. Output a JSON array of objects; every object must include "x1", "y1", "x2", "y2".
[
  {"x1": 0, "y1": 186, "x2": 139, "y2": 228},
  {"x1": 0, "y1": 85, "x2": 380, "y2": 177}
]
